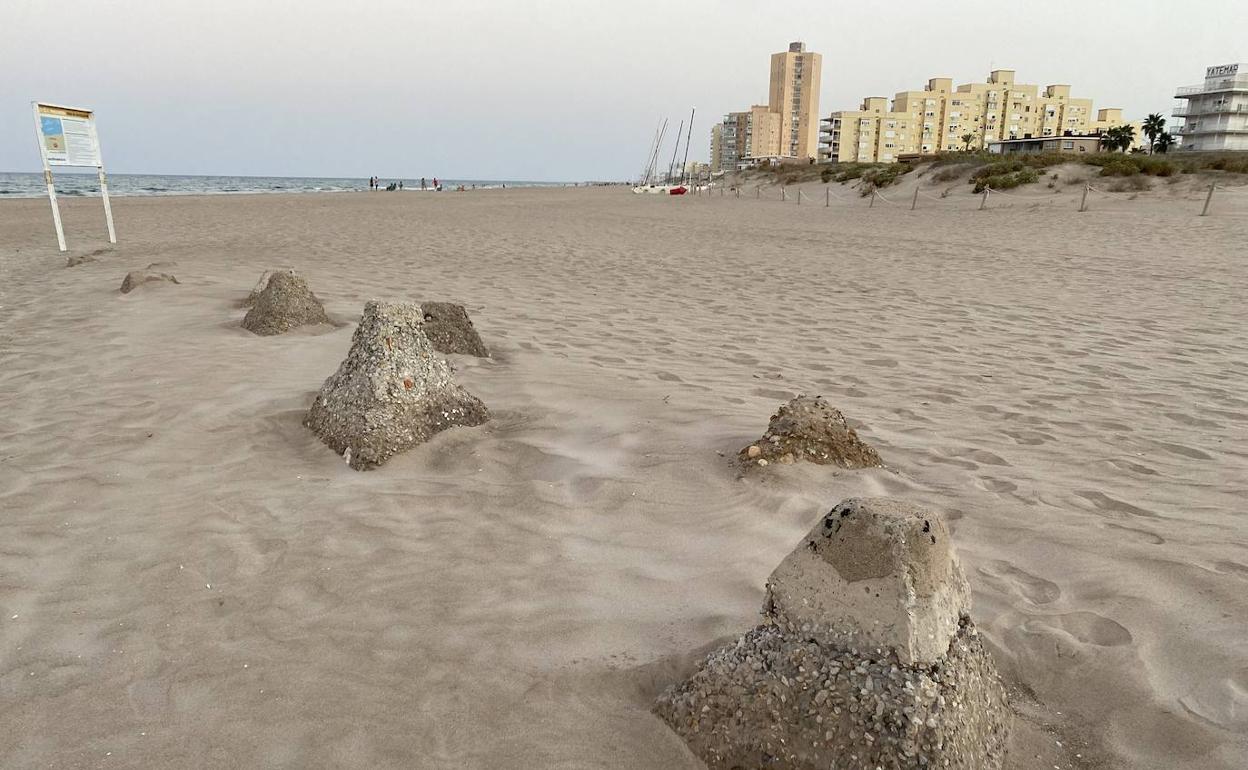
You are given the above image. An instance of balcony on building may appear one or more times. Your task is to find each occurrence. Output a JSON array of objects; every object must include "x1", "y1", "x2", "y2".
[
  {"x1": 1175, "y1": 76, "x2": 1248, "y2": 99},
  {"x1": 1173, "y1": 102, "x2": 1248, "y2": 117}
]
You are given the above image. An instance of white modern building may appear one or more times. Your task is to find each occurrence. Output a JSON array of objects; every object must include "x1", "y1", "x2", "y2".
[{"x1": 1174, "y1": 63, "x2": 1248, "y2": 152}]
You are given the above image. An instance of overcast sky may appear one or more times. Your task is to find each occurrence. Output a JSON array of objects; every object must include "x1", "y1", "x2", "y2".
[{"x1": 2, "y1": 0, "x2": 1244, "y2": 181}]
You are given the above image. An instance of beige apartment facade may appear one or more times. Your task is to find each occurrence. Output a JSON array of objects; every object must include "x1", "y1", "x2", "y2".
[
  {"x1": 819, "y1": 69, "x2": 1133, "y2": 163},
  {"x1": 709, "y1": 124, "x2": 723, "y2": 174},
  {"x1": 711, "y1": 42, "x2": 823, "y2": 171},
  {"x1": 717, "y1": 105, "x2": 783, "y2": 170},
  {"x1": 769, "y1": 42, "x2": 823, "y2": 160}
]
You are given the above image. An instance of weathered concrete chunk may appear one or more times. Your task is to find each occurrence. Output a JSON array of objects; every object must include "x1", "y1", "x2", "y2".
[
  {"x1": 765, "y1": 498, "x2": 970, "y2": 666},
  {"x1": 654, "y1": 621, "x2": 1009, "y2": 770},
  {"x1": 654, "y1": 498, "x2": 1010, "y2": 770},
  {"x1": 740, "y1": 395, "x2": 882, "y2": 469},
  {"x1": 120, "y1": 270, "x2": 179, "y2": 293},
  {"x1": 245, "y1": 268, "x2": 293, "y2": 307},
  {"x1": 241, "y1": 271, "x2": 330, "y2": 336},
  {"x1": 420, "y1": 302, "x2": 489, "y2": 357},
  {"x1": 304, "y1": 300, "x2": 488, "y2": 470}
]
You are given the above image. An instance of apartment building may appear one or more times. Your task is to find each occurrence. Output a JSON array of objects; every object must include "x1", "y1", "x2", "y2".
[
  {"x1": 716, "y1": 105, "x2": 782, "y2": 170},
  {"x1": 769, "y1": 42, "x2": 823, "y2": 160},
  {"x1": 819, "y1": 69, "x2": 1131, "y2": 163},
  {"x1": 710, "y1": 42, "x2": 824, "y2": 171},
  {"x1": 1174, "y1": 63, "x2": 1248, "y2": 152},
  {"x1": 709, "y1": 124, "x2": 723, "y2": 174}
]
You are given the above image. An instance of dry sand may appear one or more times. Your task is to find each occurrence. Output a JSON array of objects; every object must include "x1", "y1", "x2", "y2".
[{"x1": 1, "y1": 186, "x2": 1245, "y2": 768}]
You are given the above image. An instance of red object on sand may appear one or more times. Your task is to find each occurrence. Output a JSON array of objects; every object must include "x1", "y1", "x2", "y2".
[{"x1": 669, "y1": 186, "x2": 688, "y2": 195}]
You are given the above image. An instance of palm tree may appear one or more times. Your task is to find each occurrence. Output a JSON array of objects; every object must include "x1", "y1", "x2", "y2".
[
  {"x1": 961, "y1": 132, "x2": 977, "y2": 152},
  {"x1": 1100, "y1": 125, "x2": 1136, "y2": 153},
  {"x1": 1154, "y1": 131, "x2": 1176, "y2": 154},
  {"x1": 1117, "y1": 123, "x2": 1138, "y2": 152},
  {"x1": 1142, "y1": 113, "x2": 1166, "y2": 153}
]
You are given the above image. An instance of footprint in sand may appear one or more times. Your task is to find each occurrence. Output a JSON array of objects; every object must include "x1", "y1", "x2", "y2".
[
  {"x1": 1023, "y1": 611, "x2": 1133, "y2": 647},
  {"x1": 1105, "y1": 457, "x2": 1160, "y2": 476},
  {"x1": 1103, "y1": 522, "x2": 1166, "y2": 545},
  {"x1": 977, "y1": 560, "x2": 1061, "y2": 605},
  {"x1": 752, "y1": 387, "x2": 794, "y2": 401},
  {"x1": 1212, "y1": 561, "x2": 1248, "y2": 580},
  {"x1": 974, "y1": 477, "x2": 1018, "y2": 494},
  {"x1": 1001, "y1": 429, "x2": 1052, "y2": 446},
  {"x1": 1152, "y1": 440, "x2": 1214, "y2": 461},
  {"x1": 654, "y1": 371, "x2": 682, "y2": 383},
  {"x1": 937, "y1": 446, "x2": 1010, "y2": 467},
  {"x1": 1164, "y1": 411, "x2": 1222, "y2": 429},
  {"x1": 1074, "y1": 490, "x2": 1161, "y2": 519}
]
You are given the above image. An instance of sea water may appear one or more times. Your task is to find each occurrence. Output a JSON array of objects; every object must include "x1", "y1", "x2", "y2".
[{"x1": 0, "y1": 172, "x2": 568, "y2": 199}]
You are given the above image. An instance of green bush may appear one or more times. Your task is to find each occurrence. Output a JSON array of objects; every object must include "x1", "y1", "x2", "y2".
[
  {"x1": 835, "y1": 165, "x2": 867, "y2": 182},
  {"x1": 820, "y1": 167, "x2": 834, "y2": 183},
  {"x1": 861, "y1": 163, "x2": 913, "y2": 188},
  {"x1": 972, "y1": 167, "x2": 1039, "y2": 193},
  {"x1": 1091, "y1": 155, "x2": 1176, "y2": 177},
  {"x1": 1137, "y1": 157, "x2": 1175, "y2": 176},
  {"x1": 1099, "y1": 158, "x2": 1140, "y2": 177},
  {"x1": 1209, "y1": 156, "x2": 1248, "y2": 174}
]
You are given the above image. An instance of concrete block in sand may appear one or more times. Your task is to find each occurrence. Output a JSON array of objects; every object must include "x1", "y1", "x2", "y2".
[
  {"x1": 765, "y1": 498, "x2": 970, "y2": 665},
  {"x1": 420, "y1": 302, "x2": 489, "y2": 357},
  {"x1": 245, "y1": 268, "x2": 293, "y2": 307},
  {"x1": 654, "y1": 498, "x2": 1010, "y2": 770},
  {"x1": 304, "y1": 301, "x2": 489, "y2": 470},
  {"x1": 241, "y1": 271, "x2": 330, "y2": 336},
  {"x1": 740, "y1": 395, "x2": 882, "y2": 469},
  {"x1": 119, "y1": 270, "x2": 179, "y2": 293}
]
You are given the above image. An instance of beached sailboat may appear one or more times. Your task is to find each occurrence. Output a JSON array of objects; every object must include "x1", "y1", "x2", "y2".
[{"x1": 632, "y1": 110, "x2": 694, "y2": 195}]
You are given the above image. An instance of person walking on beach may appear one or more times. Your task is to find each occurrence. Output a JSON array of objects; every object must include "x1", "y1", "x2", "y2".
[
  {"x1": 421, "y1": 177, "x2": 427, "y2": 190},
  {"x1": 368, "y1": 176, "x2": 373, "y2": 190},
  {"x1": 399, "y1": 180, "x2": 403, "y2": 190},
  {"x1": 433, "y1": 177, "x2": 439, "y2": 191}
]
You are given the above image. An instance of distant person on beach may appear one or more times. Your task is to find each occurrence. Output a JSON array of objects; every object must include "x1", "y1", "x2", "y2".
[
  {"x1": 368, "y1": 177, "x2": 373, "y2": 190},
  {"x1": 433, "y1": 177, "x2": 439, "y2": 191},
  {"x1": 399, "y1": 181, "x2": 403, "y2": 190},
  {"x1": 421, "y1": 177, "x2": 427, "y2": 190}
]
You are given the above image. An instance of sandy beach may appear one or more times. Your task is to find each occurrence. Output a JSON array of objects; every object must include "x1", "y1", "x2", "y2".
[{"x1": 1, "y1": 186, "x2": 1245, "y2": 768}]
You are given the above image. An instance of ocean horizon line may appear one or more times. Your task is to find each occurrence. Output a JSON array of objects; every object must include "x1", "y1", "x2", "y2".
[{"x1": 0, "y1": 171, "x2": 589, "y2": 200}]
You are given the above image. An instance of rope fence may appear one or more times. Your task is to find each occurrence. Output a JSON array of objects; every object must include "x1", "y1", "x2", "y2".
[{"x1": 695, "y1": 180, "x2": 1248, "y2": 217}]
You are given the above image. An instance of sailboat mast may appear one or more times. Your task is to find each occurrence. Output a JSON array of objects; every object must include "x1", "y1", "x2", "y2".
[
  {"x1": 647, "y1": 119, "x2": 668, "y2": 185},
  {"x1": 641, "y1": 119, "x2": 662, "y2": 184},
  {"x1": 680, "y1": 108, "x2": 695, "y2": 186},
  {"x1": 666, "y1": 119, "x2": 684, "y2": 185}
]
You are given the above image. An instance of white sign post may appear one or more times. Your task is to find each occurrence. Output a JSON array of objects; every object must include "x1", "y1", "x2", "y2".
[{"x1": 31, "y1": 102, "x2": 116, "y2": 252}]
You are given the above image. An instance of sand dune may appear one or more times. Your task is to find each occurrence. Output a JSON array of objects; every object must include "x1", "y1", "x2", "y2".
[{"x1": 1, "y1": 187, "x2": 1246, "y2": 768}]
